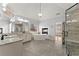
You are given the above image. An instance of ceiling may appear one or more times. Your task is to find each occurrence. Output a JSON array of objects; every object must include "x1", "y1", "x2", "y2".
[{"x1": 2, "y1": 3, "x2": 76, "y2": 21}]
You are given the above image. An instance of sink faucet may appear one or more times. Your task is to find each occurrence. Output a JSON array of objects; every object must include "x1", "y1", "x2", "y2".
[{"x1": 1, "y1": 34, "x2": 7, "y2": 40}]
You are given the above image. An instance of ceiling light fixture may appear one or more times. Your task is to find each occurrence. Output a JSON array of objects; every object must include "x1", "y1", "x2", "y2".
[
  {"x1": 2, "y1": 3, "x2": 8, "y2": 11},
  {"x1": 2, "y1": 8, "x2": 6, "y2": 11},
  {"x1": 38, "y1": 3, "x2": 42, "y2": 17},
  {"x1": 2, "y1": 3, "x2": 8, "y2": 7},
  {"x1": 38, "y1": 13, "x2": 42, "y2": 17}
]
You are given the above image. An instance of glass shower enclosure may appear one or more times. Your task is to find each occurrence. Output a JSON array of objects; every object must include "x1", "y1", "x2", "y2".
[{"x1": 65, "y1": 3, "x2": 79, "y2": 56}]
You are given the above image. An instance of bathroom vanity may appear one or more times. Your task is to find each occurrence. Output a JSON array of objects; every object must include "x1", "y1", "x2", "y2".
[
  {"x1": 0, "y1": 35, "x2": 23, "y2": 56},
  {"x1": 0, "y1": 32, "x2": 32, "y2": 56}
]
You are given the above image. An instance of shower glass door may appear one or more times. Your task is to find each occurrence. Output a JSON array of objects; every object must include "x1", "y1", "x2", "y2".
[{"x1": 65, "y1": 3, "x2": 79, "y2": 56}]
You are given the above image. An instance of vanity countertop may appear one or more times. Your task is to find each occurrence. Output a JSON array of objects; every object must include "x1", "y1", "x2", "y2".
[{"x1": 0, "y1": 35, "x2": 23, "y2": 46}]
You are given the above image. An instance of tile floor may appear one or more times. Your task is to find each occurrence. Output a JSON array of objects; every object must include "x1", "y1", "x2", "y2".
[{"x1": 23, "y1": 40, "x2": 67, "y2": 56}]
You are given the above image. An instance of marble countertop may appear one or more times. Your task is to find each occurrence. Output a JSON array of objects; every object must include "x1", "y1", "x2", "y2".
[
  {"x1": 0, "y1": 32, "x2": 32, "y2": 46},
  {"x1": 0, "y1": 35, "x2": 23, "y2": 46}
]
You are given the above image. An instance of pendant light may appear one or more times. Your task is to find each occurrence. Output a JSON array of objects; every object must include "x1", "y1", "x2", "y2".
[{"x1": 38, "y1": 3, "x2": 42, "y2": 17}]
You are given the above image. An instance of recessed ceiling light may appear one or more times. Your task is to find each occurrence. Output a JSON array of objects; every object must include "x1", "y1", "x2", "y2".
[
  {"x1": 3, "y1": 8, "x2": 6, "y2": 11},
  {"x1": 2, "y1": 3, "x2": 8, "y2": 7},
  {"x1": 38, "y1": 13, "x2": 42, "y2": 17}
]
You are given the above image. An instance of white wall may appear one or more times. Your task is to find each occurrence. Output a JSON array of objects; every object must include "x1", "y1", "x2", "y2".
[{"x1": 39, "y1": 14, "x2": 65, "y2": 37}]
